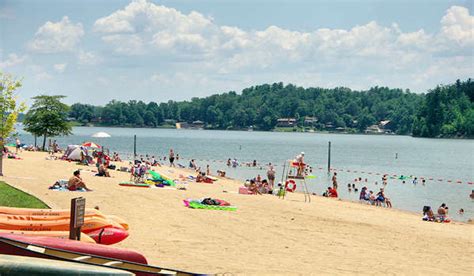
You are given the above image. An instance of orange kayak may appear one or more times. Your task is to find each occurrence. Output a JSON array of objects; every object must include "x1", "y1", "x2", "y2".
[
  {"x1": 0, "y1": 216, "x2": 117, "y2": 232},
  {"x1": 0, "y1": 214, "x2": 127, "y2": 230},
  {"x1": 0, "y1": 207, "x2": 105, "y2": 218},
  {"x1": 0, "y1": 229, "x2": 96, "y2": 243}
]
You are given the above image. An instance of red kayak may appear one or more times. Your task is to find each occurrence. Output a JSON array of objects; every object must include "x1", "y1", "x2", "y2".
[
  {"x1": 0, "y1": 233, "x2": 147, "y2": 264},
  {"x1": 86, "y1": 227, "x2": 129, "y2": 245}
]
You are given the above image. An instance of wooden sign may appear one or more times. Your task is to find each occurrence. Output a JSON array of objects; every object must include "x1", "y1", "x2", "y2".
[{"x1": 69, "y1": 197, "x2": 86, "y2": 240}]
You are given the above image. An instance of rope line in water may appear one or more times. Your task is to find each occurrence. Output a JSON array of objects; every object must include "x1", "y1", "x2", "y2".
[{"x1": 119, "y1": 154, "x2": 474, "y2": 185}]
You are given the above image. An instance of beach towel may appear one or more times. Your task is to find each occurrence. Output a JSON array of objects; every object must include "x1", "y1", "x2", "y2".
[{"x1": 183, "y1": 199, "x2": 236, "y2": 211}]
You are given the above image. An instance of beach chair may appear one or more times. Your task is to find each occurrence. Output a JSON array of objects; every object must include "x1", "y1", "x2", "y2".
[{"x1": 133, "y1": 165, "x2": 147, "y2": 183}]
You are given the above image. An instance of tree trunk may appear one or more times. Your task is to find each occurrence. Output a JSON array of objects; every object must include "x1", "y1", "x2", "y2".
[
  {"x1": 34, "y1": 135, "x2": 37, "y2": 147},
  {"x1": 0, "y1": 145, "x2": 3, "y2": 176},
  {"x1": 42, "y1": 134, "x2": 47, "y2": 151}
]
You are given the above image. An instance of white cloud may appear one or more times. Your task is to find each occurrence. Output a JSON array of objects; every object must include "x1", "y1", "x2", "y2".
[
  {"x1": 53, "y1": 63, "x2": 67, "y2": 73},
  {"x1": 77, "y1": 50, "x2": 102, "y2": 65},
  {"x1": 0, "y1": 53, "x2": 27, "y2": 69},
  {"x1": 439, "y1": 6, "x2": 474, "y2": 46},
  {"x1": 35, "y1": 72, "x2": 52, "y2": 81},
  {"x1": 91, "y1": 1, "x2": 473, "y2": 96},
  {"x1": 28, "y1": 16, "x2": 84, "y2": 53}
]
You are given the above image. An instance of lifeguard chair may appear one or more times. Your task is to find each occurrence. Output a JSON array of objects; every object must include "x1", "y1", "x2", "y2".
[{"x1": 279, "y1": 160, "x2": 311, "y2": 202}]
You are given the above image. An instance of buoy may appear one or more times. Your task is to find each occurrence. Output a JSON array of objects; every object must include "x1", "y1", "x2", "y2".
[{"x1": 285, "y1": 180, "x2": 297, "y2": 192}]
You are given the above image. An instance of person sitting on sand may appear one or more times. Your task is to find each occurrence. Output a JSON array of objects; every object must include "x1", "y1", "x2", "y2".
[
  {"x1": 248, "y1": 179, "x2": 261, "y2": 195},
  {"x1": 422, "y1": 206, "x2": 435, "y2": 221},
  {"x1": 259, "y1": 179, "x2": 272, "y2": 194},
  {"x1": 189, "y1": 159, "x2": 197, "y2": 170},
  {"x1": 375, "y1": 188, "x2": 386, "y2": 207},
  {"x1": 97, "y1": 164, "x2": 111, "y2": 177},
  {"x1": 359, "y1": 187, "x2": 367, "y2": 201},
  {"x1": 368, "y1": 191, "x2": 376, "y2": 205},
  {"x1": 323, "y1": 187, "x2": 338, "y2": 198},
  {"x1": 196, "y1": 172, "x2": 205, "y2": 183},
  {"x1": 437, "y1": 203, "x2": 449, "y2": 221},
  {"x1": 68, "y1": 170, "x2": 92, "y2": 191}
]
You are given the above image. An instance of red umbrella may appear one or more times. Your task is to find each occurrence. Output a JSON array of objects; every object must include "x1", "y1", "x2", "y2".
[{"x1": 82, "y1": 142, "x2": 101, "y2": 148}]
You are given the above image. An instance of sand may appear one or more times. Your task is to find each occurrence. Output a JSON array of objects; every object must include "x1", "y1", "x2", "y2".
[{"x1": 1, "y1": 150, "x2": 473, "y2": 275}]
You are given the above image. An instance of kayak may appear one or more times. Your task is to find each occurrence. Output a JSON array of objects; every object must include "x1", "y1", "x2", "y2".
[
  {"x1": 0, "y1": 214, "x2": 128, "y2": 231},
  {"x1": 0, "y1": 229, "x2": 96, "y2": 243},
  {"x1": 0, "y1": 233, "x2": 147, "y2": 264},
  {"x1": 86, "y1": 227, "x2": 129, "y2": 245},
  {"x1": 0, "y1": 216, "x2": 117, "y2": 232},
  {"x1": 0, "y1": 234, "x2": 201, "y2": 276},
  {"x1": 0, "y1": 255, "x2": 133, "y2": 275},
  {"x1": 0, "y1": 206, "x2": 106, "y2": 218}
]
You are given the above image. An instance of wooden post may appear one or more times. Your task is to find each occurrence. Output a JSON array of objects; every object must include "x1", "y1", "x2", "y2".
[
  {"x1": 327, "y1": 141, "x2": 331, "y2": 174},
  {"x1": 133, "y1": 135, "x2": 137, "y2": 161},
  {"x1": 69, "y1": 197, "x2": 86, "y2": 240}
]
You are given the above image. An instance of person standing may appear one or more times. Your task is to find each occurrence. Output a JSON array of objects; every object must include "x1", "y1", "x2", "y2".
[
  {"x1": 296, "y1": 152, "x2": 305, "y2": 176},
  {"x1": 267, "y1": 163, "x2": 276, "y2": 190},
  {"x1": 169, "y1": 149, "x2": 175, "y2": 167},
  {"x1": 332, "y1": 172, "x2": 338, "y2": 190},
  {"x1": 15, "y1": 137, "x2": 21, "y2": 154}
]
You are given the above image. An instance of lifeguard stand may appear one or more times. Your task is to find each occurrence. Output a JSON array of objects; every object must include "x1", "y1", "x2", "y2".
[{"x1": 280, "y1": 160, "x2": 311, "y2": 202}]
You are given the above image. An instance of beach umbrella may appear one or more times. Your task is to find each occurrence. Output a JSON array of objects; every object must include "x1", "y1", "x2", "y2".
[
  {"x1": 82, "y1": 142, "x2": 101, "y2": 148},
  {"x1": 91, "y1": 132, "x2": 111, "y2": 138}
]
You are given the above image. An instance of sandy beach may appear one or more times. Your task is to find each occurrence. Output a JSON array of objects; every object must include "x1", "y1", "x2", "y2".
[{"x1": 1, "y1": 150, "x2": 472, "y2": 275}]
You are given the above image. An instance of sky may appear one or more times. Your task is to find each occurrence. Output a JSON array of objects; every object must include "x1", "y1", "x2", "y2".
[{"x1": 0, "y1": 0, "x2": 473, "y2": 105}]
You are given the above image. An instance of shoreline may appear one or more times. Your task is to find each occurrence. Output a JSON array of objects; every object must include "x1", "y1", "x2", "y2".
[
  {"x1": 1, "y1": 150, "x2": 472, "y2": 274},
  {"x1": 65, "y1": 125, "x2": 474, "y2": 139}
]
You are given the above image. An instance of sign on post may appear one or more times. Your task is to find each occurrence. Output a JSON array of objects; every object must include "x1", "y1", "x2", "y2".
[{"x1": 69, "y1": 197, "x2": 86, "y2": 240}]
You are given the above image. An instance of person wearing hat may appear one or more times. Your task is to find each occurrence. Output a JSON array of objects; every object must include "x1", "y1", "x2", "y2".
[{"x1": 296, "y1": 152, "x2": 305, "y2": 176}]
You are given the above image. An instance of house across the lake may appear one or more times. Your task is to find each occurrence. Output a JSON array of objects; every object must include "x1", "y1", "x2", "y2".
[
  {"x1": 276, "y1": 118, "x2": 297, "y2": 127},
  {"x1": 176, "y1": 120, "x2": 205, "y2": 129},
  {"x1": 365, "y1": 120, "x2": 394, "y2": 134}
]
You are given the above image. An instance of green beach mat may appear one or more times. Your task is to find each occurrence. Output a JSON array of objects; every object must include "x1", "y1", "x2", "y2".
[
  {"x1": 148, "y1": 170, "x2": 176, "y2": 186},
  {"x1": 119, "y1": 181, "x2": 150, "y2": 188},
  {"x1": 187, "y1": 201, "x2": 237, "y2": 211}
]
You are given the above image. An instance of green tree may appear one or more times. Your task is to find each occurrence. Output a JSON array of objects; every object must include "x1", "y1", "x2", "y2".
[
  {"x1": 24, "y1": 95, "x2": 72, "y2": 150},
  {"x1": 0, "y1": 73, "x2": 26, "y2": 176}
]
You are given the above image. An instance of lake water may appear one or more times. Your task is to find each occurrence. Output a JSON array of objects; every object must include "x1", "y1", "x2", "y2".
[{"x1": 16, "y1": 127, "x2": 474, "y2": 221}]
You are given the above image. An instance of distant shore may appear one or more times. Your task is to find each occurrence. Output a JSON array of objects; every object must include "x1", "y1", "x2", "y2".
[{"x1": 65, "y1": 124, "x2": 474, "y2": 139}]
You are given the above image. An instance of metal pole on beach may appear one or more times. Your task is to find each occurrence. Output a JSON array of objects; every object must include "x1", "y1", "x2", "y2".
[
  {"x1": 133, "y1": 135, "x2": 137, "y2": 161},
  {"x1": 327, "y1": 141, "x2": 331, "y2": 174}
]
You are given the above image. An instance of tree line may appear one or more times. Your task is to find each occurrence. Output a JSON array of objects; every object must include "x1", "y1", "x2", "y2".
[
  {"x1": 25, "y1": 79, "x2": 473, "y2": 140},
  {"x1": 412, "y1": 79, "x2": 473, "y2": 138},
  {"x1": 70, "y1": 83, "x2": 427, "y2": 134}
]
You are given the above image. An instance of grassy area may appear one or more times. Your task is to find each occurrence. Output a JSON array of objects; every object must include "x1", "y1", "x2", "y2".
[{"x1": 0, "y1": 181, "x2": 49, "y2": 209}]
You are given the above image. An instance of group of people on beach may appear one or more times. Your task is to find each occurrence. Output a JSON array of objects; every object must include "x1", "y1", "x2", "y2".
[
  {"x1": 42, "y1": 142, "x2": 470, "y2": 222},
  {"x1": 422, "y1": 203, "x2": 451, "y2": 222}
]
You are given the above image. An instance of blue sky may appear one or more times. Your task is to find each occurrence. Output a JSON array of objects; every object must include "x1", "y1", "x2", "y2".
[{"x1": 1, "y1": 0, "x2": 473, "y2": 105}]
